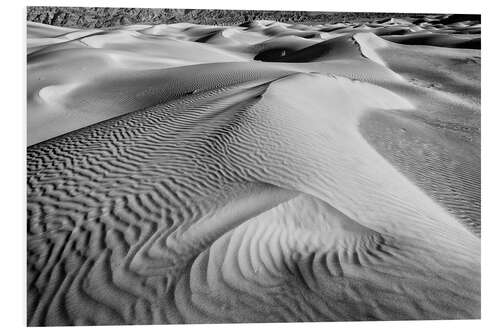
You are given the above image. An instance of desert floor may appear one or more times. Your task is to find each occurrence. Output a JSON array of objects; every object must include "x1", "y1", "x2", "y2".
[{"x1": 27, "y1": 15, "x2": 480, "y2": 325}]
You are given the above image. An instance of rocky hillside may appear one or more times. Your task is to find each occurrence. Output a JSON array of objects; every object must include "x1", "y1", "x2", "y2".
[{"x1": 27, "y1": 6, "x2": 428, "y2": 28}]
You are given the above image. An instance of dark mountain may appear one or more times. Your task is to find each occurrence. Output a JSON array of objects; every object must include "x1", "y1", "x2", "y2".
[{"x1": 27, "y1": 6, "x2": 433, "y2": 28}]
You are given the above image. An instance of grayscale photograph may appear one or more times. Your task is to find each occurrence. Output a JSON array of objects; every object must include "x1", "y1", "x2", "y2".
[{"x1": 26, "y1": 6, "x2": 481, "y2": 326}]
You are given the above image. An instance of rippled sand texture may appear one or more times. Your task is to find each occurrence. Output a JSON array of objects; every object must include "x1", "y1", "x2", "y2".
[{"x1": 27, "y1": 14, "x2": 481, "y2": 325}]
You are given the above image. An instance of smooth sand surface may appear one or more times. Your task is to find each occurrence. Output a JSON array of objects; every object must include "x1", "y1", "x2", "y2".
[{"x1": 27, "y1": 16, "x2": 480, "y2": 325}]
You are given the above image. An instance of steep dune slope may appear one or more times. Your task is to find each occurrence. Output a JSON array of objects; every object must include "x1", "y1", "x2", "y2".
[{"x1": 353, "y1": 32, "x2": 480, "y2": 234}]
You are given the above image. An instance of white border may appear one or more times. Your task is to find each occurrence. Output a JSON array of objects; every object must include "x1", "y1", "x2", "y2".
[{"x1": 3, "y1": 1, "x2": 498, "y2": 332}]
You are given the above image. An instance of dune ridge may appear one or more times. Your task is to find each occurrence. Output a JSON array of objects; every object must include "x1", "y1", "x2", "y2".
[{"x1": 27, "y1": 15, "x2": 480, "y2": 325}]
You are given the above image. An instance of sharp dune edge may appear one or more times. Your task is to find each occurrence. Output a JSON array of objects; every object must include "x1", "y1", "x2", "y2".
[{"x1": 27, "y1": 15, "x2": 480, "y2": 325}]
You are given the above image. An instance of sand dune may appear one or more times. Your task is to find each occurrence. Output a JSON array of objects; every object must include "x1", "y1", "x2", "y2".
[
  {"x1": 27, "y1": 14, "x2": 480, "y2": 325},
  {"x1": 382, "y1": 32, "x2": 480, "y2": 49}
]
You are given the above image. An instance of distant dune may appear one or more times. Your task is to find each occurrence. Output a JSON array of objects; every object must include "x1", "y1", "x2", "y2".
[{"x1": 27, "y1": 14, "x2": 480, "y2": 326}]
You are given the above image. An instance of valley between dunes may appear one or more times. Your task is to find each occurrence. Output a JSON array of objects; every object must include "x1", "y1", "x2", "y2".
[{"x1": 27, "y1": 15, "x2": 481, "y2": 325}]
